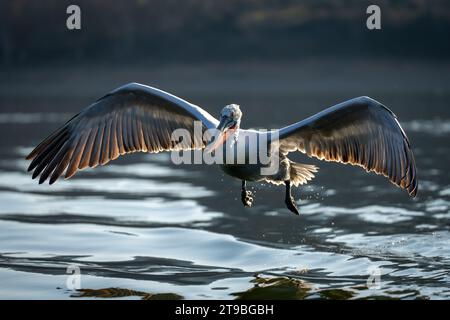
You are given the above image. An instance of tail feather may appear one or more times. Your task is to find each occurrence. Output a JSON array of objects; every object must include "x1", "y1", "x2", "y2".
[{"x1": 290, "y1": 162, "x2": 318, "y2": 187}]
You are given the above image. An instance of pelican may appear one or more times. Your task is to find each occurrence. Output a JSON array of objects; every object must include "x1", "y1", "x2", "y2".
[{"x1": 26, "y1": 83, "x2": 418, "y2": 214}]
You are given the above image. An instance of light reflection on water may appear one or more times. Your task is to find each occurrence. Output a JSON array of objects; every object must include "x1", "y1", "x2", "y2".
[
  {"x1": 0, "y1": 65, "x2": 449, "y2": 299},
  {"x1": 0, "y1": 126, "x2": 448, "y2": 299}
]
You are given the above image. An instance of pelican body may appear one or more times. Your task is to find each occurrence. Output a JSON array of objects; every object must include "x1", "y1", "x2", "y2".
[{"x1": 26, "y1": 83, "x2": 418, "y2": 214}]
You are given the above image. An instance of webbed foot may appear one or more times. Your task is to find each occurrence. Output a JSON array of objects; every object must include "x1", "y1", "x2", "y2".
[
  {"x1": 242, "y1": 190, "x2": 254, "y2": 207},
  {"x1": 241, "y1": 180, "x2": 254, "y2": 207}
]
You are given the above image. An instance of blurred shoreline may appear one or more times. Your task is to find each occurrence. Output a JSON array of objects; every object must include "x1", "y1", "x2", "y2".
[
  {"x1": 1, "y1": 1, "x2": 450, "y2": 66},
  {"x1": 2, "y1": 57, "x2": 450, "y2": 94}
]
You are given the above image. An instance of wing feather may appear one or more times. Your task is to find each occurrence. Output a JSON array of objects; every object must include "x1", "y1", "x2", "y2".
[
  {"x1": 66, "y1": 130, "x2": 89, "y2": 179},
  {"x1": 39, "y1": 141, "x2": 71, "y2": 184},
  {"x1": 100, "y1": 118, "x2": 112, "y2": 165},
  {"x1": 116, "y1": 113, "x2": 125, "y2": 155},
  {"x1": 89, "y1": 121, "x2": 105, "y2": 168},
  {"x1": 79, "y1": 127, "x2": 97, "y2": 170},
  {"x1": 108, "y1": 114, "x2": 119, "y2": 161}
]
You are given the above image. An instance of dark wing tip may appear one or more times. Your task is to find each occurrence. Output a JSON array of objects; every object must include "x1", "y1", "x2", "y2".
[
  {"x1": 400, "y1": 124, "x2": 418, "y2": 198},
  {"x1": 410, "y1": 186, "x2": 418, "y2": 198},
  {"x1": 27, "y1": 161, "x2": 34, "y2": 172},
  {"x1": 49, "y1": 176, "x2": 58, "y2": 185},
  {"x1": 407, "y1": 168, "x2": 418, "y2": 198},
  {"x1": 26, "y1": 125, "x2": 72, "y2": 184}
]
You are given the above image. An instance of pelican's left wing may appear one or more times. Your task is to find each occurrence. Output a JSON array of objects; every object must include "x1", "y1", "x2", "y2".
[
  {"x1": 26, "y1": 83, "x2": 219, "y2": 184},
  {"x1": 276, "y1": 96, "x2": 418, "y2": 197}
]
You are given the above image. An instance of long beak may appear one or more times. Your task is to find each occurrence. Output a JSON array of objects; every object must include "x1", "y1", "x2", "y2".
[{"x1": 205, "y1": 118, "x2": 234, "y2": 154}]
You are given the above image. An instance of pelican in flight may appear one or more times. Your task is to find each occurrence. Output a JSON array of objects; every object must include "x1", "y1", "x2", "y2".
[{"x1": 26, "y1": 83, "x2": 417, "y2": 214}]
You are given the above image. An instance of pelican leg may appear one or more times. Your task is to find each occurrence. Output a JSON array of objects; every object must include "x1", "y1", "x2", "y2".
[
  {"x1": 241, "y1": 180, "x2": 254, "y2": 207},
  {"x1": 284, "y1": 180, "x2": 299, "y2": 215}
]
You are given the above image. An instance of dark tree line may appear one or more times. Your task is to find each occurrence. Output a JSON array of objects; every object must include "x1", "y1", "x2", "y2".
[{"x1": 1, "y1": 0, "x2": 449, "y2": 66}]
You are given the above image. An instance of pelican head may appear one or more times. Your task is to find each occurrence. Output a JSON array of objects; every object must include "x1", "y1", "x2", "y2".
[{"x1": 205, "y1": 104, "x2": 242, "y2": 153}]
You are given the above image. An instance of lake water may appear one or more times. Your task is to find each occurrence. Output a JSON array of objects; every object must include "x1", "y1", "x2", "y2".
[{"x1": 0, "y1": 59, "x2": 449, "y2": 299}]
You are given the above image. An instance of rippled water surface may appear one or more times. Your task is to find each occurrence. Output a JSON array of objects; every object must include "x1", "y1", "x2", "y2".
[{"x1": 0, "y1": 61, "x2": 449, "y2": 299}]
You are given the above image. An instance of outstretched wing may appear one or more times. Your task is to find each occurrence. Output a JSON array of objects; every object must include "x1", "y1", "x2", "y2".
[
  {"x1": 26, "y1": 83, "x2": 219, "y2": 184},
  {"x1": 277, "y1": 96, "x2": 418, "y2": 197}
]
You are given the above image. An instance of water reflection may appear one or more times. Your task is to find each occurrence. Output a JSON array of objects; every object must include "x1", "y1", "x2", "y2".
[{"x1": 0, "y1": 71, "x2": 449, "y2": 299}]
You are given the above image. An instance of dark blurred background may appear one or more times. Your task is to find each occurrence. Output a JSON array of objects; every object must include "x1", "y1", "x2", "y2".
[
  {"x1": 1, "y1": 1, "x2": 450, "y2": 300},
  {"x1": 1, "y1": 0, "x2": 449, "y2": 66}
]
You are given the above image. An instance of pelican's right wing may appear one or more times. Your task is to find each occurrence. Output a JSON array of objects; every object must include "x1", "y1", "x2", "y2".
[
  {"x1": 26, "y1": 83, "x2": 219, "y2": 184},
  {"x1": 276, "y1": 96, "x2": 418, "y2": 197}
]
